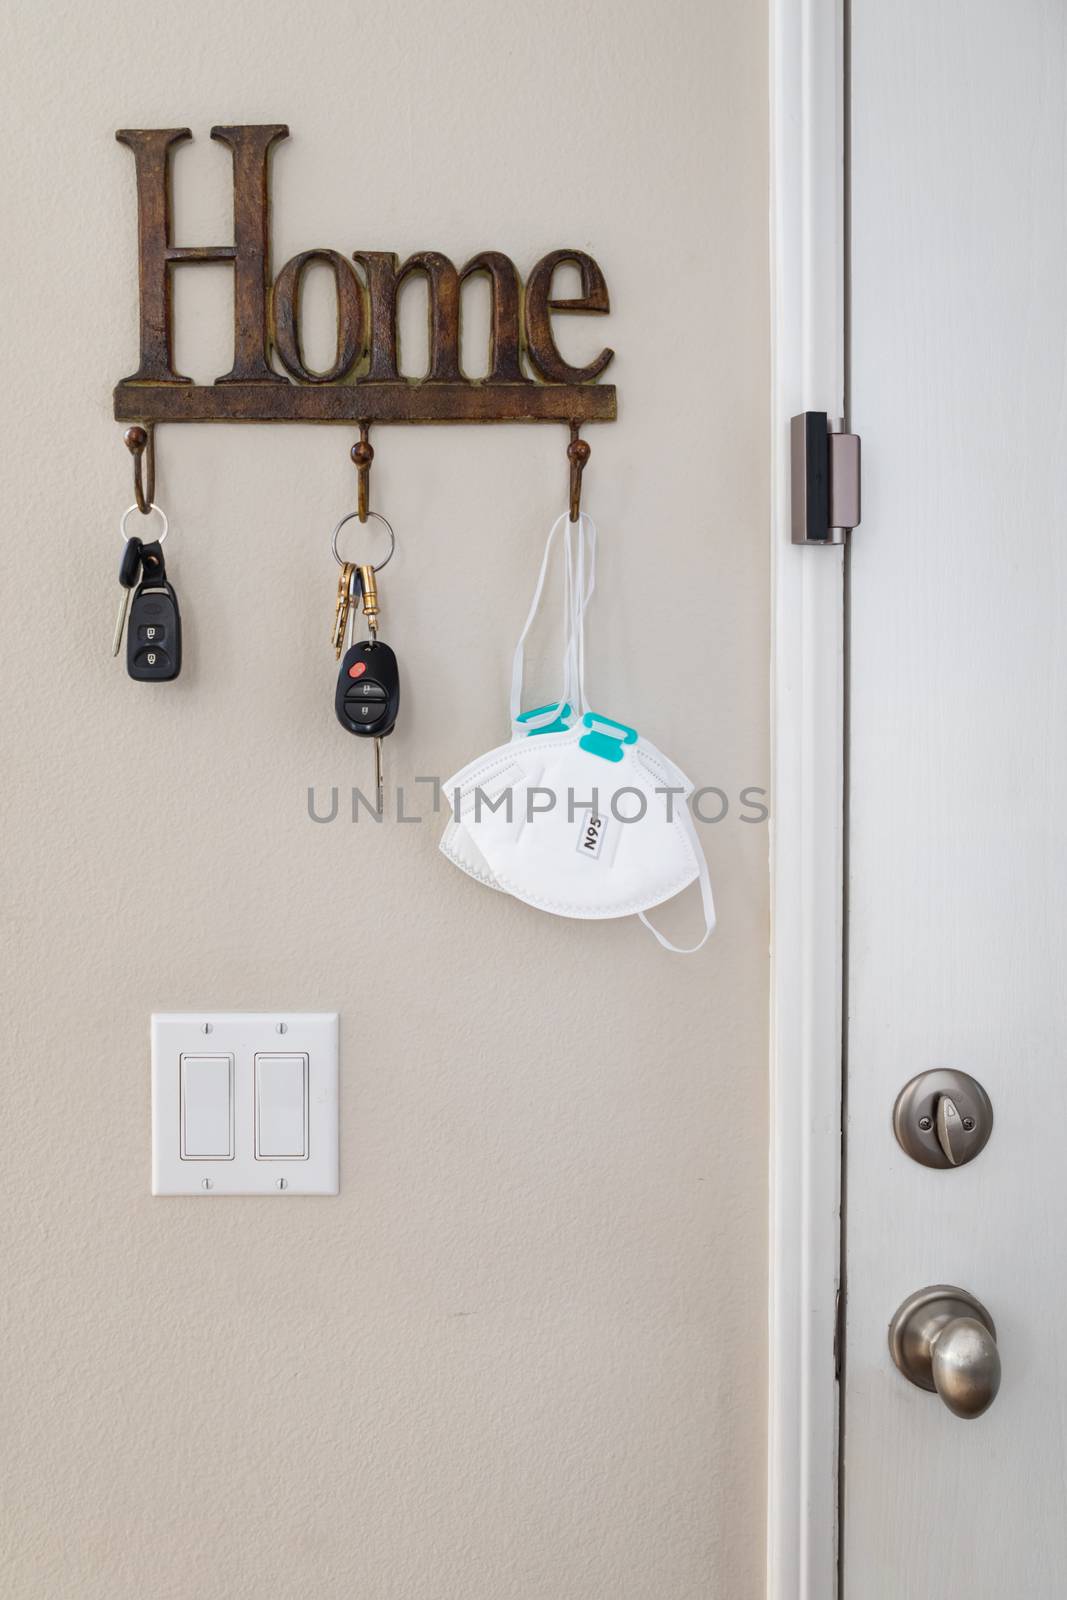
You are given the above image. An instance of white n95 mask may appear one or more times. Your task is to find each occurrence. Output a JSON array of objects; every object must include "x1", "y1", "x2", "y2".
[{"x1": 440, "y1": 513, "x2": 715, "y2": 954}]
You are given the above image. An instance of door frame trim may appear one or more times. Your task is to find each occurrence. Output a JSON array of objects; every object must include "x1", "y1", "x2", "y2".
[{"x1": 768, "y1": 2, "x2": 847, "y2": 1595}]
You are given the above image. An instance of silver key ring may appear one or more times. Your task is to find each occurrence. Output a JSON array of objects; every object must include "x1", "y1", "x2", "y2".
[
  {"x1": 120, "y1": 503, "x2": 168, "y2": 544},
  {"x1": 332, "y1": 509, "x2": 394, "y2": 570}
]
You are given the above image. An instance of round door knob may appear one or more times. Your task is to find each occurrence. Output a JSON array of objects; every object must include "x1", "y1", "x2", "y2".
[{"x1": 889, "y1": 1285, "x2": 1001, "y2": 1419}]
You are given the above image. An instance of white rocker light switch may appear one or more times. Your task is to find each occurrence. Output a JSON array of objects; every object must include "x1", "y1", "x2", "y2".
[
  {"x1": 255, "y1": 1054, "x2": 308, "y2": 1159},
  {"x1": 152, "y1": 1013, "x2": 338, "y2": 1196},
  {"x1": 180, "y1": 1055, "x2": 234, "y2": 1159}
]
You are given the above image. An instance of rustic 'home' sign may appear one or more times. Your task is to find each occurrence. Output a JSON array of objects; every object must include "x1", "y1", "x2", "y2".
[{"x1": 112, "y1": 124, "x2": 617, "y2": 427}]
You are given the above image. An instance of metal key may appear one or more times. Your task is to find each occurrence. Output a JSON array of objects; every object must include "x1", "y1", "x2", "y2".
[
  {"x1": 112, "y1": 535, "x2": 143, "y2": 656},
  {"x1": 361, "y1": 564, "x2": 384, "y2": 813},
  {"x1": 335, "y1": 637, "x2": 399, "y2": 813},
  {"x1": 333, "y1": 561, "x2": 356, "y2": 658}
]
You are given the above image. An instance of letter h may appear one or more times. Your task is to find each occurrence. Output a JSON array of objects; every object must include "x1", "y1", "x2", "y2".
[{"x1": 116, "y1": 125, "x2": 289, "y2": 385}]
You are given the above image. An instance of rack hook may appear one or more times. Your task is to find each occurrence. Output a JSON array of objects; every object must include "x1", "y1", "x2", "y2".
[
  {"x1": 351, "y1": 422, "x2": 374, "y2": 523},
  {"x1": 124, "y1": 423, "x2": 156, "y2": 513},
  {"x1": 567, "y1": 421, "x2": 591, "y2": 523}
]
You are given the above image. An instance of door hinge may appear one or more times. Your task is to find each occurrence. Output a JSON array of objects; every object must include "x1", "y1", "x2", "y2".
[
  {"x1": 790, "y1": 412, "x2": 861, "y2": 545},
  {"x1": 834, "y1": 1285, "x2": 844, "y2": 1381}
]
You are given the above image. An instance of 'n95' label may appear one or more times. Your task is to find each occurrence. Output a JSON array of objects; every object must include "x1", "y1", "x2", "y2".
[{"x1": 576, "y1": 814, "x2": 606, "y2": 860}]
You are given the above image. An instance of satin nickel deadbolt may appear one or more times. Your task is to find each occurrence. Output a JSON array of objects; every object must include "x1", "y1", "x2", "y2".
[
  {"x1": 893, "y1": 1069, "x2": 993, "y2": 1169},
  {"x1": 889, "y1": 1285, "x2": 1001, "y2": 1419}
]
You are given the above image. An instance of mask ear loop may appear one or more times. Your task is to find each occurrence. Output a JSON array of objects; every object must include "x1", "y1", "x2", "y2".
[
  {"x1": 509, "y1": 511, "x2": 597, "y2": 731},
  {"x1": 566, "y1": 513, "x2": 596, "y2": 718},
  {"x1": 638, "y1": 804, "x2": 717, "y2": 953},
  {"x1": 509, "y1": 512, "x2": 567, "y2": 727}
]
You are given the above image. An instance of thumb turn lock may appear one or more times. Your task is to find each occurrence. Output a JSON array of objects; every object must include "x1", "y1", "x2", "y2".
[{"x1": 892, "y1": 1068, "x2": 993, "y2": 1170}]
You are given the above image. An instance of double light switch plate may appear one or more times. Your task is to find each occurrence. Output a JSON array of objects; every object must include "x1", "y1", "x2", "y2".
[{"x1": 152, "y1": 1012, "x2": 339, "y2": 1195}]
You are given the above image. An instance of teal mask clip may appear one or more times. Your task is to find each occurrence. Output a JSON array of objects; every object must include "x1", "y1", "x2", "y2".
[
  {"x1": 579, "y1": 711, "x2": 638, "y2": 762},
  {"x1": 517, "y1": 701, "x2": 573, "y2": 735}
]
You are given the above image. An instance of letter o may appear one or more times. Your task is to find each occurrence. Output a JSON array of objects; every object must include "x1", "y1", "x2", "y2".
[
  {"x1": 610, "y1": 786, "x2": 648, "y2": 823},
  {"x1": 691, "y1": 787, "x2": 729, "y2": 824},
  {"x1": 272, "y1": 249, "x2": 365, "y2": 383}
]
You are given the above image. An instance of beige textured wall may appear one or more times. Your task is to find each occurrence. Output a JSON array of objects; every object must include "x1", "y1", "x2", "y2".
[{"x1": 0, "y1": 2, "x2": 769, "y2": 1596}]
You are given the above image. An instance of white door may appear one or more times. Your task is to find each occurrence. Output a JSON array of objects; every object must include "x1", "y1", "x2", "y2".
[{"x1": 844, "y1": 1, "x2": 1067, "y2": 1593}]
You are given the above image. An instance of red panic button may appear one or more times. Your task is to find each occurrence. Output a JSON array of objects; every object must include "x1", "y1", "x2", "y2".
[{"x1": 348, "y1": 661, "x2": 367, "y2": 679}]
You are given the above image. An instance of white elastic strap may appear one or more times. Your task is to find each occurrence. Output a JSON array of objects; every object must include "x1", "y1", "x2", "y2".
[
  {"x1": 637, "y1": 809, "x2": 717, "y2": 954},
  {"x1": 509, "y1": 512, "x2": 566, "y2": 724},
  {"x1": 568, "y1": 513, "x2": 596, "y2": 717},
  {"x1": 509, "y1": 511, "x2": 597, "y2": 726}
]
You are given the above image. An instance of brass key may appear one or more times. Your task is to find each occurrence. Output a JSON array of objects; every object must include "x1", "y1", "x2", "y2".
[
  {"x1": 357, "y1": 564, "x2": 379, "y2": 637},
  {"x1": 332, "y1": 561, "x2": 356, "y2": 658}
]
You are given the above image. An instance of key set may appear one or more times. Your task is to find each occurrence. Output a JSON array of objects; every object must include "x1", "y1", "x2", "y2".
[
  {"x1": 109, "y1": 428, "x2": 406, "y2": 813},
  {"x1": 331, "y1": 509, "x2": 400, "y2": 814},
  {"x1": 112, "y1": 504, "x2": 182, "y2": 681}
]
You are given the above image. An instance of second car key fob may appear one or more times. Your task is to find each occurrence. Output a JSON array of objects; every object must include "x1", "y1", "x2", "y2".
[
  {"x1": 335, "y1": 638, "x2": 399, "y2": 736},
  {"x1": 127, "y1": 541, "x2": 182, "y2": 682}
]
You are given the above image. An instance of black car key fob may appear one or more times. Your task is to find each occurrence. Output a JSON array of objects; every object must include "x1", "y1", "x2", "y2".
[
  {"x1": 335, "y1": 639, "x2": 399, "y2": 735},
  {"x1": 127, "y1": 581, "x2": 182, "y2": 681}
]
